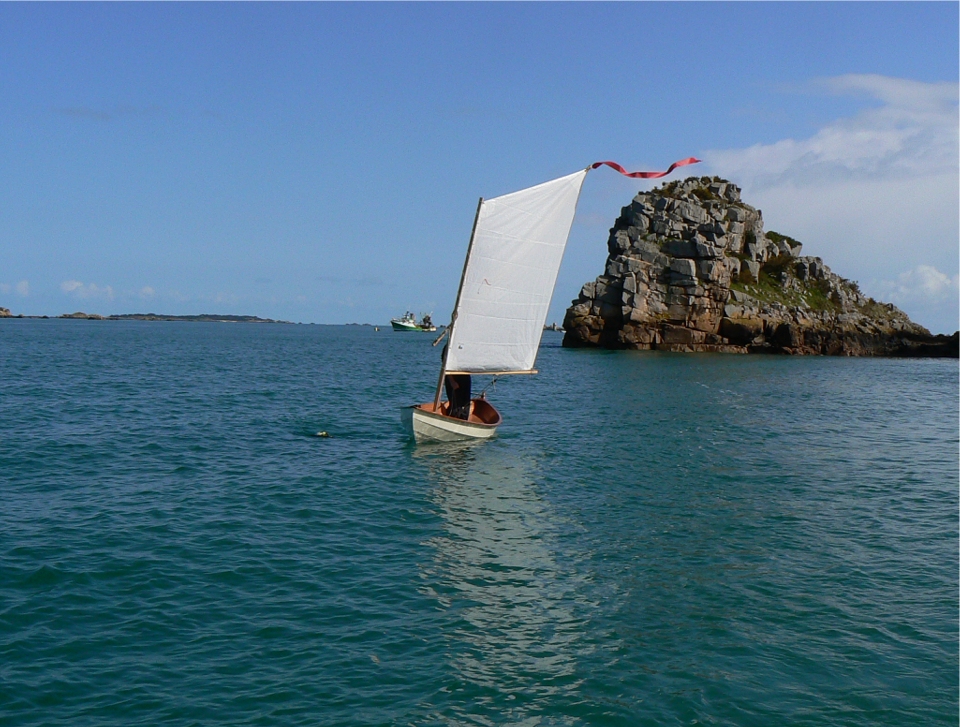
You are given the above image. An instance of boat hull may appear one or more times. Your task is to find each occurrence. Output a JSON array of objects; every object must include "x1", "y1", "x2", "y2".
[
  {"x1": 391, "y1": 323, "x2": 436, "y2": 332},
  {"x1": 402, "y1": 399, "x2": 502, "y2": 442}
]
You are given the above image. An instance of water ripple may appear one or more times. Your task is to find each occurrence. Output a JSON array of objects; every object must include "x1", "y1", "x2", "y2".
[{"x1": 0, "y1": 322, "x2": 956, "y2": 725}]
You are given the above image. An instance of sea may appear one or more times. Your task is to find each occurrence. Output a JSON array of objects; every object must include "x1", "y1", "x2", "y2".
[{"x1": 1, "y1": 319, "x2": 957, "y2": 726}]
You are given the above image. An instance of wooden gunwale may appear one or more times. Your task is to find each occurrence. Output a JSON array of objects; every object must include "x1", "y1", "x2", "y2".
[{"x1": 414, "y1": 398, "x2": 502, "y2": 428}]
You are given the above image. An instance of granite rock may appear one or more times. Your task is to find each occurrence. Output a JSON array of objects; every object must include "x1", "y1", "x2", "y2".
[{"x1": 562, "y1": 176, "x2": 956, "y2": 357}]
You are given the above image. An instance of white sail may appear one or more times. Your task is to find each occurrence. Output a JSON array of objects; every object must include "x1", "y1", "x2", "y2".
[{"x1": 444, "y1": 169, "x2": 588, "y2": 374}]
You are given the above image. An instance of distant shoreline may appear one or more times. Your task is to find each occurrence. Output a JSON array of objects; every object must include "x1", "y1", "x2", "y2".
[{"x1": 1, "y1": 311, "x2": 294, "y2": 324}]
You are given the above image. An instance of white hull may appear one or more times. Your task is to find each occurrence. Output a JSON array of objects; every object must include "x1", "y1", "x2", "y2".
[{"x1": 402, "y1": 400, "x2": 501, "y2": 443}]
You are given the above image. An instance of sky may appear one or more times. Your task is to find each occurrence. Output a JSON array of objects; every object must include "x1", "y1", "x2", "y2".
[{"x1": 1, "y1": 2, "x2": 957, "y2": 333}]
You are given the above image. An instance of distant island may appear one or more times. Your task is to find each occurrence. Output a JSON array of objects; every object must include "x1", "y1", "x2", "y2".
[{"x1": 0, "y1": 309, "x2": 293, "y2": 324}]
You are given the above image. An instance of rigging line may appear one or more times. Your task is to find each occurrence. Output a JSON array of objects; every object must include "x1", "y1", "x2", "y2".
[{"x1": 479, "y1": 376, "x2": 500, "y2": 398}]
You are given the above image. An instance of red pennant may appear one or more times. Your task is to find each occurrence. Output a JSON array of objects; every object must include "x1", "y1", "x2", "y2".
[{"x1": 591, "y1": 157, "x2": 701, "y2": 179}]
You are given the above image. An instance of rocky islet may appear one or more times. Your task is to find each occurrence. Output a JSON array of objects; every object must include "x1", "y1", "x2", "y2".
[{"x1": 562, "y1": 176, "x2": 957, "y2": 357}]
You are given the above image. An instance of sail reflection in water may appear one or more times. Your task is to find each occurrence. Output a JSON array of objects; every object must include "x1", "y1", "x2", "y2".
[{"x1": 414, "y1": 442, "x2": 589, "y2": 721}]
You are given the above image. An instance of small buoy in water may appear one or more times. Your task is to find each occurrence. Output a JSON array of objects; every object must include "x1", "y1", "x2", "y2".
[{"x1": 316, "y1": 431, "x2": 330, "y2": 438}]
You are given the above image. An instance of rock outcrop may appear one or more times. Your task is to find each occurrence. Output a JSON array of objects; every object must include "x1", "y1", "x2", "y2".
[
  {"x1": 60, "y1": 311, "x2": 106, "y2": 320},
  {"x1": 563, "y1": 177, "x2": 957, "y2": 357}
]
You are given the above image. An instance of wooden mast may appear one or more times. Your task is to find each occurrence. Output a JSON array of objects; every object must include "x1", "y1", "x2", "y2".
[{"x1": 433, "y1": 196, "x2": 484, "y2": 411}]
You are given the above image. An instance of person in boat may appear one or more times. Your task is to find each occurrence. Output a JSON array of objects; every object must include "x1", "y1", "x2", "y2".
[
  {"x1": 441, "y1": 344, "x2": 471, "y2": 420},
  {"x1": 445, "y1": 374, "x2": 471, "y2": 419}
]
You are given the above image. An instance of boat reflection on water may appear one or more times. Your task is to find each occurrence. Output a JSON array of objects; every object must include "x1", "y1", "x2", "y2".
[{"x1": 413, "y1": 442, "x2": 585, "y2": 718}]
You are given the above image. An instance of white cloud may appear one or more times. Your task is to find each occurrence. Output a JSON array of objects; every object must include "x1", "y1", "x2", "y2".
[
  {"x1": 139, "y1": 286, "x2": 155, "y2": 298},
  {"x1": 15, "y1": 280, "x2": 29, "y2": 296},
  {"x1": 60, "y1": 280, "x2": 115, "y2": 300},
  {"x1": 702, "y1": 74, "x2": 958, "y2": 331},
  {"x1": 821, "y1": 74, "x2": 957, "y2": 116},
  {"x1": 708, "y1": 75, "x2": 958, "y2": 185},
  {"x1": 879, "y1": 264, "x2": 959, "y2": 302},
  {"x1": 867, "y1": 265, "x2": 960, "y2": 334}
]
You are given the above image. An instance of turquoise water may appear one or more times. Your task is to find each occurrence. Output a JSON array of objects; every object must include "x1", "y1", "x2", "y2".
[{"x1": 1, "y1": 319, "x2": 957, "y2": 726}]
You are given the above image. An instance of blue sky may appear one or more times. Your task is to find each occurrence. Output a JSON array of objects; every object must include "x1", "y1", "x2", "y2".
[{"x1": 1, "y1": 3, "x2": 957, "y2": 332}]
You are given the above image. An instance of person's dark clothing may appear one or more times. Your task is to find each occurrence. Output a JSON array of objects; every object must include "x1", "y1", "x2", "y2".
[{"x1": 444, "y1": 374, "x2": 472, "y2": 420}]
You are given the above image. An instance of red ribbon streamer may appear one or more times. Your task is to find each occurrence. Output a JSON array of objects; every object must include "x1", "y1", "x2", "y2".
[{"x1": 590, "y1": 157, "x2": 701, "y2": 179}]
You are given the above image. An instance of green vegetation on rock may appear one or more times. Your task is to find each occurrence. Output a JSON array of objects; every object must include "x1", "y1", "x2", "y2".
[
  {"x1": 730, "y1": 275, "x2": 837, "y2": 312},
  {"x1": 765, "y1": 230, "x2": 801, "y2": 248}
]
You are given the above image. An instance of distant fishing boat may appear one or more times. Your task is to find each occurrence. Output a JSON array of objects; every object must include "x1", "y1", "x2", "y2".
[
  {"x1": 403, "y1": 157, "x2": 700, "y2": 443},
  {"x1": 391, "y1": 312, "x2": 436, "y2": 332}
]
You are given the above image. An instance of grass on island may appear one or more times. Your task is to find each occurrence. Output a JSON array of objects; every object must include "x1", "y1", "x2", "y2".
[{"x1": 730, "y1": 272, "x2": 838, "y2": 313}]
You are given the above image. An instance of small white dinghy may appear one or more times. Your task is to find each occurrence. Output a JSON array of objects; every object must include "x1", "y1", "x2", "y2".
[
  {"x1": 403, "y1": 158, "x2": 700, "y2": 443},
  {"x1": 403, "y1": 398, "x2": 502, "y2": 443}
]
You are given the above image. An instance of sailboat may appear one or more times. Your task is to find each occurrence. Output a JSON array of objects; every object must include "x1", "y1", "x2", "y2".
[{"x1": 403, "y1": 158, "x2": 700, "y2": 443}]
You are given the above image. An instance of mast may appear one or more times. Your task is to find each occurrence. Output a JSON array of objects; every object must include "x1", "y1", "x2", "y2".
[{"x1": 433, "y1": 196, "x2": 484, "y2": 410}]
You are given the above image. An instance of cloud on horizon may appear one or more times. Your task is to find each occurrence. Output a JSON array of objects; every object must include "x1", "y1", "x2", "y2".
[
  {"x1": 61, "y1": 280, "x2": 115, "y2": 300},
  {"x1": 1, "y1": 281, "x2": 30, "y2": 296},
  {"x1": 702, "y1": 74, "x2": 958, "y2": 332}
]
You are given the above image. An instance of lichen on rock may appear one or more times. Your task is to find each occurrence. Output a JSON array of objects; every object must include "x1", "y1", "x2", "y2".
[{"x1": 562, "y1": 176, "x2": 957, "y2": 357}]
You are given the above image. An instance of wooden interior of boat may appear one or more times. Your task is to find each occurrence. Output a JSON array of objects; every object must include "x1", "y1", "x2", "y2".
[{"x1": 418, "y1": 398, "x2": 502, "y2": 426}]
